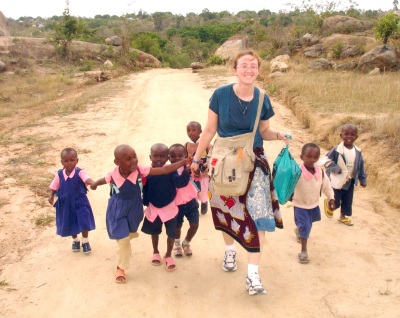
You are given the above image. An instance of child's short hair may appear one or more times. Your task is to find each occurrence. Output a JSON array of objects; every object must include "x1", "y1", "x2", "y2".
[
  {"x1": 61, "y1": 147, "x2": 77, "y2": 158},
  {"x1": 169, "y1": 143, "x2": 187, "y2": 156},
  {"x1": 301, "y1": 143, "x2": 320, "y2": 155},
  {"x1": 187, "y1": 121, "x2": 202, "y2": 130},
  {"x1": 341, "y1": 124, "x2": 358, "y2": 134}
]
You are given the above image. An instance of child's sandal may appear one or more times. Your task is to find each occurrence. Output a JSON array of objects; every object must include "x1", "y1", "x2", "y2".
[
  {"x1": 182, "y1": 242, "x2": 192, "y2": 256},
  {"x1": 174, "y1": 246, "x2": 183, "y2": 257}
]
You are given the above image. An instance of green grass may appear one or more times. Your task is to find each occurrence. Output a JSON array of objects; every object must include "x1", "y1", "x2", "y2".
[{"x1": 34, "y1": 213, "x2": 55, "y2": 226}]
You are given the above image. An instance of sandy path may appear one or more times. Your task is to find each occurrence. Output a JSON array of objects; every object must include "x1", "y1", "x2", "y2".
[{"x1": 1, "y1": 68, "x2": 399, "y2": 317}]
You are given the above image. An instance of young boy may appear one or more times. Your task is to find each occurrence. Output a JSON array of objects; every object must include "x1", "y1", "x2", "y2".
[
  {"x1": 169, "y1": 144, "x2": 200, "y2": 257},
  {"x1": 141, "y1": 143, "x2": 191, "y2": 271},
  {"x1": 185, "y1": 121, "x2": 212, "y2": 214},
  {"x1": 325, "y1": 124, "x2": 367, "y2": 226},
  {"x1": 292, "y1": 143, "x2": 335, "y2": 264}
]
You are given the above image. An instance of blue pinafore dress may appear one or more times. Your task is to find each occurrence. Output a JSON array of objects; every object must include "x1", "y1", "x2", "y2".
[
  {"x1": 54, "y1": 168, "x2": 95, "y2": 237},
  {"x1": 106, "y1": 174, "x2": 144, "y2": 240}
]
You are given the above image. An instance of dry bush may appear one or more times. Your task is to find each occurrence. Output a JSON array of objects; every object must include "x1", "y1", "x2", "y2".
[{"x1": 265, "y1": 58, "x2": 400, "y2": 207}]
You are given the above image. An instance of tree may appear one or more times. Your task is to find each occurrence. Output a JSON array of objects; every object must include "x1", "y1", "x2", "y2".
[
  {"x1": 394, "y1": 0, "x2": 399, "y2": 11},
  {"x1": 51, "y1": 0, "x2": 95, "y2": 58},
  {"x1": 374, "y1": 11, "x2": 400, "y2": 44}
]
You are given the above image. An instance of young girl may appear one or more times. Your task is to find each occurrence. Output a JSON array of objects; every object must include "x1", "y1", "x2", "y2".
[
  {"x1": 90, "y1": 144, "x2": 191, "y2": 283},
  {"x1": 169, "y1": 144, "x2": 199, "y2": 258},
  {"x1": 185, "y1": 121, "x2": 211, "y2": 214},
  {"x1": 48, "y1": 147, "x2": 95, "y2": 254},
  {"x1": 292, "y1": 143, "x2": 335, "y2": 264},
  {"x1": 141, "y1": 143, "x2": 191, "y2": 272}
]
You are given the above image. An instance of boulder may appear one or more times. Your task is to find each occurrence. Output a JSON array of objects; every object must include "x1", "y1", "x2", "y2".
[
  {"x1": 304, "y1": 44, "x2": 324, "y2": 58},
  {"x1": 190, "y1": 62, "x2": 205, "y2": 70},
  {"x1": 104, "y1": 60, "x2": 113, "y2": 68},
  {"x1": 294, "y1": 33, "x2": 320, "y2": 48},
  {"x1": 0, "y1": 11, "x2": 10, "y2": 37},
  {"x1": 215, "y1": 35, "x2": 248, "y2": 61},
  {"x1": 340, "y1": 45, "x2": 361, "y2": 58},
  {"x1": 357, "y1": 45, "x2": 399, "y2": 73},
  {"x1": 270, "y1": 55, "x2": 290, "y2": 73},
  {"x1": 368, "y1": 67, "x2": 381, "y2": 75},
  {"x1": 105, "y1": 36, "x2": 122, "y2": 46},
  {"x1": 322, "y1": 34, "x2": 377, "y2": 49},
  {"x1": 322, "y1": 15, "x2": 373, "y2": 34},
  {"x1": 308, "y1": 58, "x2": 335, "y2": 70},
  {"x1": 270, "y1": 61, "x2": 289, "y2": 73},
  {"x1": 335, "y1": 60, "x2": 357, "y2": 71}
]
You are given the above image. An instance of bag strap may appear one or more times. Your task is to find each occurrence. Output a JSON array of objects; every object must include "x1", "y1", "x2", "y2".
[{"x1": 246, "y1": 92, "x2": 264, "y2": 150}]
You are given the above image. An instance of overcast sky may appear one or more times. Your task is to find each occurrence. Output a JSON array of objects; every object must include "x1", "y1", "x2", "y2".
[{"x1": 1, "y1": 0, "x2": 394, "y2": 19}]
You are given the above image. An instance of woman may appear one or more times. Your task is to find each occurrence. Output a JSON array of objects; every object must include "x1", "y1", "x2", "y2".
[{"x1": 191, "y1": 51, "x2": 291, "y2": 296}]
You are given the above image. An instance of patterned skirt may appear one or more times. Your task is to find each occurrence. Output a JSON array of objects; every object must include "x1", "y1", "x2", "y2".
[{"x1": 209, "y1": 148, "x2": 282, "y2": 253}]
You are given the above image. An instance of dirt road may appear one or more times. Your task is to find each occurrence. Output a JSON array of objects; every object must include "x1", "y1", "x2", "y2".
[{"x1": 1, "y1": 68, "x2": 399, "y2": 317}]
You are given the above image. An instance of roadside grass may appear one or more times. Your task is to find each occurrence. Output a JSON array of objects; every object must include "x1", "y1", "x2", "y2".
[
  {"x1": 34, "y1": 213, "x2": 55, "y2": 226},
  {"x1": 258, "y1": 58, "x2": 400, "y2": 207},
  {"x1": 263, "y1": 59, "x2": 400, "y2": 150},
  {"x1": 0, "y1": 62, "x2": 130, "y2": 209}
]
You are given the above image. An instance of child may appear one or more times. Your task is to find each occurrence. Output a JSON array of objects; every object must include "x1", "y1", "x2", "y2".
[
  {"x1": 169, "y1": 144, "x2": 199, "y2": 257},
  {"x1": 48, "y1": 148, "x2": 95, "y2": 254},
  {"x1": 325, "y1": 124, "x2": 367, "y2": 226},
  {"x1": 90, "y1": 144, "x2": 191, "y2": 283},
  {"x1": 185, "y1": 121, "x2": 212, "y2": 214},
  {"x1": 141, "y1": 143, "x2": 191, "y2": 271},
  {"x1": 292, "y1": 143, "x2": 335, "y2": 264}
]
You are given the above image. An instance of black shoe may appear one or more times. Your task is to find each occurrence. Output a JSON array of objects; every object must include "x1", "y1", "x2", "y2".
[
  {"x1": 201, "y1": 202, "x2": 208, "y2": 215},
  {"x1": 72, "y1": 241, "x2": 80, "y2": 252},
  {"x1": 82, "y1": 242, "x2": 92, "y2": 254}
]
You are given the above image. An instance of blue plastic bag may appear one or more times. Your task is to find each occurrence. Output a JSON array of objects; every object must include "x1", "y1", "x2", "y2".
[{"x1": 272, "y1": 145, "x2": 301, "y2": 205}]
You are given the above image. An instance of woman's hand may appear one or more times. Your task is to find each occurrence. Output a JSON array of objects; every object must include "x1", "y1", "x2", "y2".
[
  {"x1": 279, "y1": 131, "x2": 292, "y2": 145},
  {"x1": 191, "y1": 162, "x2": 200, "y2": 178}
]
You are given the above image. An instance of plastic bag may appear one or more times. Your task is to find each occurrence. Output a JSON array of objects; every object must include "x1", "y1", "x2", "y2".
[{"x1": 272, "y1": 145, "x2": 301, "y2": 205}]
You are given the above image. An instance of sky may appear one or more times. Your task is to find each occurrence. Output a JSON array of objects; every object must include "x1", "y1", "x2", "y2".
[{"x1": 1, "y1": 0, "x2": 395, "y2": 19}]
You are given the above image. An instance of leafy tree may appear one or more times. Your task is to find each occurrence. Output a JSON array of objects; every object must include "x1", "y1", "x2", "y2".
[
  {"x1": 394, "y1": 0, "x2": 399, "y2": 11},
  {"x1": 374, "y1": 11, "x2": 400, "y2": 44},
  {"x1": 51, "y1": 1, "x2": 95, "y2": 57}
]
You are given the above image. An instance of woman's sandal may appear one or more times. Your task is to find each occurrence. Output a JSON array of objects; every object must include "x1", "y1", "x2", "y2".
[
  {"x1": 163, "y1": 256, "x2": 176, "y2": 271},
  {"x1": 338, "y1": 218, "x2": 353, "y2": 226},
  {"x1": 115, "y1": 268, "x2": 126, "y2": 284},
  {"x1": 298, "y1": 252, "x2": 310, "y2": 264},
  {"x1": 182, "y1": 242, "x2": 192, "y2": 256},
  {"x1": 174, "y1": 246, "x2": 183, "y2": 257},
  {"x1": 151, "y1": 253, "x2": 162, "y2": 266}
]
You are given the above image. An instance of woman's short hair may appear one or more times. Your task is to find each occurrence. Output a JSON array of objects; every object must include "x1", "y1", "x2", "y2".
[{"x1": 233, "y1": 50, "x2": 262, "y2": 69}]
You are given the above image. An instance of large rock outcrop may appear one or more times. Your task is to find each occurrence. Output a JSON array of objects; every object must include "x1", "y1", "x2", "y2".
[
  {"x1": 215, "y1": 35, "x2": 248, "y2": 61},
  {"x1": 0, "y1": 37, "x2": 161, "y2": 67},
  {"x1": 357, "y1": 45, "x2": 399, "y2": 72},
  {"x1": 0, "y1": 11, "x2": 10, "y2": 36},
  {"x1": 322, "y1": 15, "x2": 373, "y2": 35}
]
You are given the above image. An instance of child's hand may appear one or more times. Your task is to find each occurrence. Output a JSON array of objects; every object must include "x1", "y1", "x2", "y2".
[
  {"x1": 184, "y1": 166, "x2": 192, "y2": 174},
  {"x1": 90, "y1": 184, "x2": 98, "y2": 190},
  {"x1": 185, "y1": 155, "x2": 193, "y2": 166},
  {"x1": 48, "y1": 196, "x2": 54, "y2": 205},
  {"x1": 328, "y1": 199, "x2": 335, "y2": 211},
  {"x1": 361, "y1": 184, "x2": 366, "y2": 188}
]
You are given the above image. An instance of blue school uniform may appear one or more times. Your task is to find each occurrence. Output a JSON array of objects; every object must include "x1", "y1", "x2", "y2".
[
  {"x1": 54, "y1": 167, "x2": 95, "y2": 237},
  {"x1": 106, "y1": 173, "x2": 144, "y2": 240}
]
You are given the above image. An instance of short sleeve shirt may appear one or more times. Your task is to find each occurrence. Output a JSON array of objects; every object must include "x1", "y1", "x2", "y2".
[{"x1": 209, "y1": 84, "x2": 275, "y2": 149}]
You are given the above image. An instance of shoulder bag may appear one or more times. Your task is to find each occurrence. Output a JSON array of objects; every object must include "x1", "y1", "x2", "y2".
[{"x1": 207, "y1": 92, "x2": 264, "y2": 196}]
